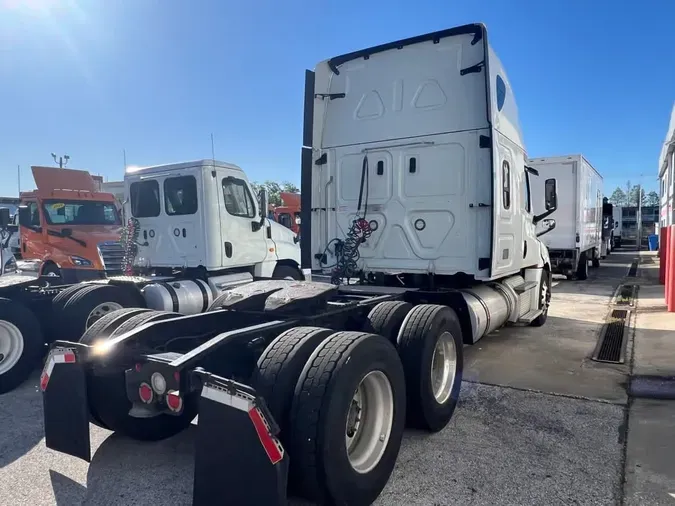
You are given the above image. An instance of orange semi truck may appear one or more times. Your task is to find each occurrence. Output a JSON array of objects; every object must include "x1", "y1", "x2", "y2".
[
  {"x1": 269, "y1": 191, "x2": 301, "y2": 235},
  {"x1": 16, "y1": 166, "x2": 125, "y2": 283}
]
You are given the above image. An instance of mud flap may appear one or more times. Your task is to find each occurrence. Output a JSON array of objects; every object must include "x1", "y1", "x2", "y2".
[
  {"x1": 41, "y1": 347, "x2": 91, "y2": 462},
  {"x1": 193, "y1": 374, "x2": 288, "y2": 506}
]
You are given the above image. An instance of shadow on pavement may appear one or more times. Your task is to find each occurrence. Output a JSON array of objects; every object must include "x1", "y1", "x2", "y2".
[
  {"x1": 50, "y1": 470, "x2": 87, "y2": 505},
  {"x1": 83, "y1": 427, "x2": 195, "y2": 505},
  {"x1": 0, "y1": 370, "x2": 47, "y2": 468}
]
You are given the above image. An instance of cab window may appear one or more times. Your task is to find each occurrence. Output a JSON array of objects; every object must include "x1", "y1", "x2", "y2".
[
  {"x1": 222, "y1": 177, "x2": 256, "y2": 218},
  {"x1": 278, "y1": 213, "x2": 292, "y2": 229},
  {"x1": 27, "y1": 202, "x2": 40, "y2": 227},
  {"x1": 130, "y1": 180, "x2": 160, "y2": 218},
  {"x1": 42, "y1": 200, "x2": 121, "y2": 225},
  {"x1": 522, "y1": 170, "x2": 531, "y2": 213},
  {"x1": 164, "y1": 176, "x2": 198, "y2": 216}
]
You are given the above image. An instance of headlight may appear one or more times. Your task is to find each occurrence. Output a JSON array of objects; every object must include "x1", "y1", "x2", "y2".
[
  {"x1": 3, "y1": 257, "x2": 17, "y2": 273},
  {"x1": 70, "y1": 255, "x2": 93, "y2": 267}
]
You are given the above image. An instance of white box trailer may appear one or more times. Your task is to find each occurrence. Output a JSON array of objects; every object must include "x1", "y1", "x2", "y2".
[{"x1": 528, "y1": 155, "x2": 603, "y2": 280}]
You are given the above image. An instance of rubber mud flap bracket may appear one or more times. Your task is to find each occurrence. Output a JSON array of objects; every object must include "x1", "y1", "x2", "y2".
[
  {"x1": 193, "y1": 374, "x2": 288, "y2": 506},
  {"x1": 41, "y1": 347, "x2": 91, "y2": 462}
]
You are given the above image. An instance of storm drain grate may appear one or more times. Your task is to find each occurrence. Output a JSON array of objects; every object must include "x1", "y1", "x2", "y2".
[
  {"x1": 616, "y1": 284, "x2": 637, "y2": 306},
  {"x1": 592, "y1": 309, "x2": 629, "y2": 363},
  {"x1": 627, "y1": 260, "x2": 638, "y2": 277}
]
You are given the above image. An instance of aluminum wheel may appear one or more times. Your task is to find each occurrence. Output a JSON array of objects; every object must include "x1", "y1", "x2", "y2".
[
  {"x1": 0, "y1": 320, "x2": 24, "y2": 375},
  {"x1": 430, "y1": 331, "x2": 457, "y2": 404},
  {"x1": 345, "y1": 370, "x2": 394, "y2": 474},
  {"x1": 540, "y1": 278, "x2": 550, "y2": 312},
  {"x1": 86, "y1": 302, "x2": 123, "y2": 329}
]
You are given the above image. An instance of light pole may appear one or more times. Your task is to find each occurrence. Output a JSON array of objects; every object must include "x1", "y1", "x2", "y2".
[{"x1": 51, "y1": 153, "x2": 70, "y2": 168}]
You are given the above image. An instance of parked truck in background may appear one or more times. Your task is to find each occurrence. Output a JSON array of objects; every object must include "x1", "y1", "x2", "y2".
[
  {"x1": 601, "y1": 197, "x2": 614, "y2": 257},
  {"x1": 529, "y1": 155, "x2": 602, "y2": 280},
  {"x1": 612, "y1": 205, "x2": 623, "y2": 248},
  {"x1": 0, "y1": 160, "x2": 302, "y2": 394},
  {"x1": 269, "y1": 191, "x2": 301, "y2": 235},
  {"x1": 40, "y1": 24, "x2": 558, "y2": 506},
  {"x1": 15, "y1": 166, "x2": 125, "y2": 283}
]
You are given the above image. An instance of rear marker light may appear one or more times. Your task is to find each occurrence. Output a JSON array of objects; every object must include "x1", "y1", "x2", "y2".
[
  {"x1": 248, "y1": 407, "x2": 284, "y2": 465},
  {"x1": 166, "y1": 390, "x2": 183, "y2": 412},
  {"x1": 139, "y1": 382, "x2": 153, "y2": 403},
  {"x1": 151, "y1": 372, "x2": 166, "y2": 394},
  {"x1": 40, "y1": 349, "x2": 77, "y2": 392}
]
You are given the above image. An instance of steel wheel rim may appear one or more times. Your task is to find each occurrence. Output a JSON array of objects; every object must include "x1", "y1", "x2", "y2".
[
  {"x1": 86, "y1": 302, "x2": 123, "y2": 329},
  {"x1": 541, "y1": 278, "x2": 550, "y2": 312},
  {"x1": 345, "y1": 370, "x2": 394, "y2": 474},
  {"x1": 0, "y1": 320, "x2": 24, "y2": 375},
  {"x1": 430, "y1": 331, "x2": 457, "y2": 404}
]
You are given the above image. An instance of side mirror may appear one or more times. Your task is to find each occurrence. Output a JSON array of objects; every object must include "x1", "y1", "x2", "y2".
[
  {"x1": 0, "y1": 208, "x2": 9, "y2": 227},
  {"x1": 534, "y1": 178, "x2": 558, "y2": 225},
  {"x1": 544, "y1": 178, "x2": 558, "y2": 211},
  {"x1": 536, "y1": 218, "x2": 556, "y2": 237},
  {"x1": 259, "y1": 189, "x2": 269, "y2": 220},
  {"x1": 18, "y1": 206, "x2": 32, "y2": 228}
]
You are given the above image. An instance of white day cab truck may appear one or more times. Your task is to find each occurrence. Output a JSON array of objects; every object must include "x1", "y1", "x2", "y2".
[
  {"x1": 529, "y1": 155, "x2": 603, "y2": 280},
  {"x1": 0, "y1": 160, "x2": 302, "y2": 394},
  {"x1": 40, "y1": 24, "x2": 558, "y2": 506}
]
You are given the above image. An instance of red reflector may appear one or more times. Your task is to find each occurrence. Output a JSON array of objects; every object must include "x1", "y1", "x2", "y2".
[
  {"x1": 64, "y1": 352, "x2": 76, "y2": 363},
  {"x1": 248, "y1": 407, "x2": 284, "y2": 465},
  {"x1": 166, "y1": 390, "x2": 183, "y2": 412},
  {"x1": 135, "y1": 363, "x2": 143, "y2": 372},
  {"x1": 139, "y1": 382, "x2": 153, "y2": 403},
  {"x1": 40, "y1": 372, "x2": 49, "y2": 392}
]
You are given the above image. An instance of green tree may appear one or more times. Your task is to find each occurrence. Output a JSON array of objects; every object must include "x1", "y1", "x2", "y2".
[
  {"x1": 250, "y1": 180, "x2": 299, "y2": 207},
  {"x1": 608, "y1": 187, "x2": 628, "y2": 206},
  {"x1": 645, "y1": 190, "x2": 660, "y2": 207},
  {"x1": 628, "y1": 185, "x2": 646, "y2": 207}
]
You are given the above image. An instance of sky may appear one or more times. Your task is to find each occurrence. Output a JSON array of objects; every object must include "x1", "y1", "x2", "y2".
[{"x1": 1, "y1": 0, "x2": 673, "y2": 198}]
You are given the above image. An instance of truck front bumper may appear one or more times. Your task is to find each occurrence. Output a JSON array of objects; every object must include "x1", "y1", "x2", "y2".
[{"x1": 41, "y1": 342, "x2": 289, "y2": 506}]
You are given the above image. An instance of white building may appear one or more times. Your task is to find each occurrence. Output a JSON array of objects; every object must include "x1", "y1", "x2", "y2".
[{"x1": 659, "y1": 103, "x2": 675, "y2": 228}]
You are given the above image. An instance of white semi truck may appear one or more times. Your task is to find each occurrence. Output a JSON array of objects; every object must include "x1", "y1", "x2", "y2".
[
  {"x1": 40, "y1": 24, "x2": 558, "y2": 506},
  {"x1": 529, "y1": 155, "x2": 603, "y2": 280},
  {"x1": 0, "y1": 160, "x2": 302, "y2": 394}
]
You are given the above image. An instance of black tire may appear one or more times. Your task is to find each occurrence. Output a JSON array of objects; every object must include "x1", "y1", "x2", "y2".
[
  {"x1": 79, "y1": 307, "x2": 154, "y2": 429},
  {"x1": 0, "y1": 299, "x2": 44, "y2": 394},
  {"x1": 576, "y1": 252, "x2": 589, "y2": 280},
  {"x1": 90, "y1": 311, "x2": 197, "y2": 441},
  {"x1": 289, "y1": 331, "x2": 406, "y2": 505},
  {"x1": 530, "y1": 271, "x2": 551, "y2": 327},
  {"x1": 251, "y1": 327, "x2": 334, "y2": 442},
  {"x1": 362, "y1": 301, "x2": 413, "y2": 344},
  {"x1": 396, "y1": 304, "x2": 464, "y2": 432},
  {"x1": 54, "y1": 284, "x2": 141, "y2": 341},
  {"x1": 52, "y1": 283, "x2": 91, "y2": 313},
  {"x1": 272, "y1": 264, "x2": 303, "y2": 280},
  {"x1": 79, "y1": 308, "x2": 154, "y2": 347}
]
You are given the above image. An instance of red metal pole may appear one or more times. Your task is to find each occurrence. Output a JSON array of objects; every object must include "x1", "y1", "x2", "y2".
[
  {"x1": 666, "y1": 227, "x2": 672, "y2": 304},
  {"x1": 668, "y1": 225, "x2": 675, "y2": 312},
  {"x1": 660, "y1": 226, "x2": 667, "y2": 284}
]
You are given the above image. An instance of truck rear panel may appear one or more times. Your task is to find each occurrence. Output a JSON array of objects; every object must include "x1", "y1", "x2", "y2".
[
  {"x1": 308, "y1": 25, "x2": 495, "y2": 278},
  {"x1": 529, "y1": 155, "x2": 603, "y2": 253}
]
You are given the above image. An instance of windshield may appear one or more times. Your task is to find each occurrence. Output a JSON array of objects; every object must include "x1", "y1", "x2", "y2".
[{"x1": 42, "y1": 200, "x2": 121, "y2": 226}]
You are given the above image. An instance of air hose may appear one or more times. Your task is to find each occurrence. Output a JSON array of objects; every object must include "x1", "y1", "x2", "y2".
[{"x1": 330, "y1": 155, "x2": 372, "y2": 285}]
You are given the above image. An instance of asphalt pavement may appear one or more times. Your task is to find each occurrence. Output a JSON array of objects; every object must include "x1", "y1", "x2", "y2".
[{"x1": 0, "y1": 251, "x2": 661, "y2": 505}]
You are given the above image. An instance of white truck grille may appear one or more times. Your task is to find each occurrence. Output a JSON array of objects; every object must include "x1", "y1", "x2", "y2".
[{"x1": 98, "y1": 241, "x2": 125, "y2": 274}]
